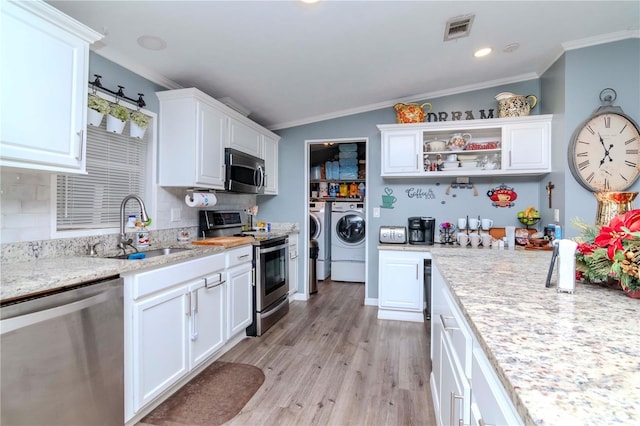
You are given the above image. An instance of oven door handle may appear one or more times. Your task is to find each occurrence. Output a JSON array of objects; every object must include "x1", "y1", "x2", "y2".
[{"x1": 257, "y1": 243, "x2": 288, "y2": 255}]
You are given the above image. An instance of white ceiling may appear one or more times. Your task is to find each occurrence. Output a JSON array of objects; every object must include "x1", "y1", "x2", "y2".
[{"x1": 48, "y1": 1, "x2": 639, "y2": 130}]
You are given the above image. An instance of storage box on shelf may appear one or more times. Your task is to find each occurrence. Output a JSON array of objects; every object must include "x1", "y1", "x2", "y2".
[{"x1": 378, "y1": 115, "x2": 551, "y2": 178}]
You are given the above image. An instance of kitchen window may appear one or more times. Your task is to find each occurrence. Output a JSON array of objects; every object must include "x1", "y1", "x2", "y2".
[{"x1": 54, "y1": 101, "x2": 155, "y2": 235}]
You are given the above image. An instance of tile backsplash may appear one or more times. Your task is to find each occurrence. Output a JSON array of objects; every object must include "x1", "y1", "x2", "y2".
[{"x1": 1, "y1": 169, "x2": 259, "y2": 260}]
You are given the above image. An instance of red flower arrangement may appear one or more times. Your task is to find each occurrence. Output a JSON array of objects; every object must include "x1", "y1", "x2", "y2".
[{"x1": 575, "y1": 209, "x2": 640, "y2": 297}]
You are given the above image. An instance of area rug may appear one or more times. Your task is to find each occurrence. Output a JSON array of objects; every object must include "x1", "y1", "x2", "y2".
[{"x1": 141, "y1": 361, "x2": 265, "y2": 426}]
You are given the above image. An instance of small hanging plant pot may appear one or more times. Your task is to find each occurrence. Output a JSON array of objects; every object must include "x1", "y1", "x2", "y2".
[
  {"x1": 88, "y1": 108, "x2": 105, "y2": 127},
  {"x1": 87, "y1": 94, "x2": 110, "y2": 127},
  {"x1": 107, "y1": 104, "x2": 130, "y2": 134},
  {"x1": 129, "y1": 111, "x2": 150, "y2": 139}
]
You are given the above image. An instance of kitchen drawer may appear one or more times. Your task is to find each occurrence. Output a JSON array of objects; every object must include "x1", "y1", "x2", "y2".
[
  {"x1": 132, "y1": 253, "x2": 225, "y2": 300},
  {"x1": 439, "y1": 285, "x2": 472, "y2": 377},
  {"x1": 226, "y1": 245, "x2": 253, "y2": 269}
]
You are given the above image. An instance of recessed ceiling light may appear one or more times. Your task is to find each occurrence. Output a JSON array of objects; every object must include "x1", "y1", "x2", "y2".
[
  {"x1": 474, "y1": 47, "x2": 492, "y2": 58},
  {"x1": 137, "y1": 35, "x2": 167, "y2": 51},
  {"x1": 301, "y1": 0, "x2": 319, "y2": 4}
]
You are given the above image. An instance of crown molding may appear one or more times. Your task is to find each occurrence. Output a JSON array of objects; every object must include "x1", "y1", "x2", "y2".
[
  {"x1": 562, "y1": 29, "x2": 640, "y2": 51},
  {"x1": 269, "y1": 73, "x2": 538, "y2": 130}
]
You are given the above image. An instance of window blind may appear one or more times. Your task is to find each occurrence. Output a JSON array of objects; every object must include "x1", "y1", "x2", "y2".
[{"x1": 56, "y1": 120, "x2": 148, "y2": 230}]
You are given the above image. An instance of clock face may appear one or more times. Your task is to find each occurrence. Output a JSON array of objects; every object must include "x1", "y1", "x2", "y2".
[{"x1": 569, "y1": 112, "x2": 640, "y2": 191}]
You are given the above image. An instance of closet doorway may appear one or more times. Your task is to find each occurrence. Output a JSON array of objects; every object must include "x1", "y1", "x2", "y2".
[{"x1": 305, "y1": 138, "x2": 369, "y2": 301}]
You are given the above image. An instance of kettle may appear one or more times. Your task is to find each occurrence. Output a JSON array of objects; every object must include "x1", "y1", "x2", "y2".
[
  {"x1": 394, "y1": 102, "x2": 433, "y2": 124},
  {"x1": 495, "y1": 92, "x2": 538, "y2": 118}
]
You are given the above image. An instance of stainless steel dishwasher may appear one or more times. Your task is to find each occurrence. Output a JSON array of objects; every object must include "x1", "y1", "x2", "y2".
[{"x1": 1, "y1": 276, "x2": 124, "y2": 425}]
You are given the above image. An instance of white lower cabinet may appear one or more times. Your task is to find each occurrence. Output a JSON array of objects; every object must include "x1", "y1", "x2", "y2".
[
  {"x1": 430, "y1": 262, "x2": 522, "y2": 426},
  {"x1": 125, "y1": 248, "x2": 255, "y2": 423},
  {"x1": 378, "y1": 250, "x2": 425, "y2": 322},
  {"x1": 226, "y1": 261, "x2": 253, "y2": 338},
  {"x1": 132, "y1": 284, "x2": 190, "y2": 412}
]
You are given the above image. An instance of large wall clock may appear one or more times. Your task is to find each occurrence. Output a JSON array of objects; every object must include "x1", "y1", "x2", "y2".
[{"x1": 568, "y1": 88, "x2": 640, "y2": 192}]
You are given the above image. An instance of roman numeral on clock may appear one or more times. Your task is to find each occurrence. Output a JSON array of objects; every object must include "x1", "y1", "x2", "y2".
[
  {"x1": 620, "y1": 173, "x2": 629, "y2": 182},
  {"x1": 625, "y1": 160, "x2": 637, "y2": 167},
  {"x1": 577, "y1": 152, "x2": 588, "y2": 157},
  {"x1": 586, "y1": 125, "x2": 595, "y2": 135},
  {"x1": 578, "y1": 160, "x2": 590, "y2": 171},
  {"x1": 625, "y1": 137, "x2": 638, "y2": 145},
  {"x1": 626, "y1": 149, "x2": 639, "y2": 154},
  {"x1": 604, "y1": 116, "x2": 611, "y2": 128},
  {"x1": 620, "y1": 123, "x2": 628, "y2": 134},
  {"x1": 586, "y1": 172, "x2": 595, "y2": 183}
]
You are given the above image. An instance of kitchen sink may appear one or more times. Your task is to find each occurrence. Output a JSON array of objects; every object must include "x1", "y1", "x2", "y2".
[{"x1": 106, "y1": 247, "x2": 192, "y2": 260}]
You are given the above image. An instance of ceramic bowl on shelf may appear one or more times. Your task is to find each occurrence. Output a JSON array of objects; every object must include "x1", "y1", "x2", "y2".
[
  {"x1": 456, "y1": 154, "x2": 478, "y2": 161},
  {"x1": 459, "y1": 161, "x2": 479, "y2": 169},
  {"x1": 441, "y1": 161, "x2": 459, "y2": 169},
  {"x1": 425, "y1": 140, "x2": 447, "y2": 152}
]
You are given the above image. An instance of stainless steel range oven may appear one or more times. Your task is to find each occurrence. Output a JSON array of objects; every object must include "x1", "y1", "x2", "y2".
[
  {"x1": 199, "y1": 210, "x2": 289, "y2": 336},
  {"x1": 247, "y1": 236, "x2": 289, "y2": 336}
]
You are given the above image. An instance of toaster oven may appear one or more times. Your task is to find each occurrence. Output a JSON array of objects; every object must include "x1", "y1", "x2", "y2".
[{"x1": 379, "y1": 226, "x2": 407, "y2": 244}]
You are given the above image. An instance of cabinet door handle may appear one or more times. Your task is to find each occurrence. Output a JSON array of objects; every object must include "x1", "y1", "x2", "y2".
[
  {"x1": 416, "y1": 264, "x2": 419, "y2": 280},
  {"x1": 238, "y1": 254, "x2": 250, "y2": 260},
  {"x1": 190, "y1": 290, "x2": 199, "y2": 341},
  {"x1": 450, "y1": 392, "x2": 464, "y2": 426},
  {"x1": 76, "y1": 130, "x2": 84, "y2": 161},
  {"x1": 509, "y1": 150, "x2": 512, "y2": 167},
  {"x1": 416, "y1": 154, "x2": 419, "y2": 170},
  {"x1": 205, "y1": 273, "x2": 225, "y2": 289},
  {"x1": 439, "y1": 314, "x2": 459, "y2": 332},
  {"x1": 185, "y1": 292, "x2": 191, "y2": 317}
]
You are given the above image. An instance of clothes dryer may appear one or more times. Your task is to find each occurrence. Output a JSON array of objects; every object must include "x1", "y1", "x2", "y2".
[
  {"x1": 309, "y1": 201, "x2": 331, "y2": 280},
  {"x1": 331, "y1": 202, "x2": 366, "y2": 282}
]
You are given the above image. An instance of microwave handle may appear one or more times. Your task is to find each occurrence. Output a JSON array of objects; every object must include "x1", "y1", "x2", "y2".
[{"x1": 255, "y1": 165, "x2": 265, "y2": 191}]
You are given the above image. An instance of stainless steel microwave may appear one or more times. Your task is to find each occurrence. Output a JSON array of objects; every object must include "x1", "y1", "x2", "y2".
[{"x1": 224, "y1": 148, "x2": 265, "y2": 194}]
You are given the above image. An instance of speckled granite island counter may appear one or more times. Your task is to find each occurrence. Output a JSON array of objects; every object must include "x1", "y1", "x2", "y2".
[
  {"x1": 380, "y1": 244, "x2": 639, "y2": 425},
  {"x1": 1, "y1": 245, "x2": 225, "y2": 302}
]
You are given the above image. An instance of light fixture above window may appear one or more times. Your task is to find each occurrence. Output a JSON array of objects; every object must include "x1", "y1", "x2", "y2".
[{"x1": 474, "y1": 47, "x2": 492, "y2": 58}]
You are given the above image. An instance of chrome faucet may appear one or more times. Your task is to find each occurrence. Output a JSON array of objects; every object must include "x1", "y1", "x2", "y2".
[{"x1": 118, "y1": 194, "x2": 149, "y2": 252}]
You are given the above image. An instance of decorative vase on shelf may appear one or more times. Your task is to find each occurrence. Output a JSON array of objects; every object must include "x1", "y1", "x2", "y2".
[
  {"x1": 594, "y1": 191, "x2": 638, "y2": 228},
  {"x1": 107, "y1": 104, "x2": 130, "y2": 134}
]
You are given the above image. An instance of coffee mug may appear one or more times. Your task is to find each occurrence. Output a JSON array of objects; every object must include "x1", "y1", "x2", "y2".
[
  {"x1": 468, "y1": 218, "x2": 479, "y2": 230},
  {"x1": 458, "y1": 234, "x2": 469, "y2": 246},
  {"x1": 457, "y1": 218, "x2": 467, "y2": 229},
  {"x1": 481, "y1": 218, "x2": 493, "y2": 230},
  {"x1": 469, "y1": 233, "x2": 480, "y2": 248},
  {"x1": 481, "y1": 233, "x2": 492, "y2": 247}
]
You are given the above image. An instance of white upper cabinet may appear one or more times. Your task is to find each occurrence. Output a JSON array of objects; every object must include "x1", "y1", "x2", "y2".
[
  {"x1": 0, "y1": 0, "x2": 102, "y2": 173},
  {"x1": 228, "y1": 118, "x2": 262, "y2": 158},
  {"x1": 378, "y1": 115, "x2": 552, "y2": 178},
  {"x1": 157, "y1": 89, "x2": 227, "y2": 189},
  {"x1": 503, "y1": 120, "x2": 551, "y2": 170},
  {"x1": 157, "y1": 88, "x2": 279, "y2": 192},
  {"x1": 380, "y1": 129, "x2": 423, "y2": 174},
  {"x1": 262, "y1": 134, "x2": 279, "y2": 194}
]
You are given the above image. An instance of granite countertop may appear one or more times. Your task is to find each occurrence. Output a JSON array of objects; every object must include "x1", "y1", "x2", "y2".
[
  {"x1": 0, "y1": 244, "x2": 233, "y2": 303},
  {"x1": 380, "y1": 243, "x2": 639, "y2": 425}
]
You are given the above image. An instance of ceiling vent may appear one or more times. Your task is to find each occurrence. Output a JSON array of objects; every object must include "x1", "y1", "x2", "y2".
[{"x1": 443, "y1": 14, "x2": 475, "y2": 41}]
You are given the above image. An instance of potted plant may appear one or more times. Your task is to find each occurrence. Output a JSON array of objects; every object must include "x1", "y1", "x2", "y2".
[
  {"x1": 574, "y1": 209, "x2": 640, "y2": 298},
  {"x1": 129, "y1": 110, "x2": 150, "y2": 139},
  {"x1": 87, "y1": 94, "x2": 110, "y2": 127},
  {"x1": 106, "y1": 104, "x2": 130, "y2": 134}
]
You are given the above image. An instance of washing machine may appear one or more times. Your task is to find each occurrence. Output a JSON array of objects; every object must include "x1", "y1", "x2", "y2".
[
  {"x1": 310, "y1": 201, "x2": 331, "y2": 280},
  {"x1": 331, "y1": 202, "x2": 366, "y2": 282}
]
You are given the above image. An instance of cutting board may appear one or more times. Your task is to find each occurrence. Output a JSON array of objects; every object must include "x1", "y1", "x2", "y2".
[
  {"x1": 192, "y1": 236, "x2": 254, "y2": 248},
  {"x1": 488, "y1": 227, "x2": 536, "y2": 240}
]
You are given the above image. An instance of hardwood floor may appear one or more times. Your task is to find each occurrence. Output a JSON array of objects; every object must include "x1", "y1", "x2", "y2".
[{"x1": 219, "y1": 279, "x2": 436, "y2": 425}]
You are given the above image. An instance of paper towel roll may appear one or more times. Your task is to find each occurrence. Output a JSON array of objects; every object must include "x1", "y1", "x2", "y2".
[{"x1": 185, "y1": 192, "x2": 217, "y2": 208}]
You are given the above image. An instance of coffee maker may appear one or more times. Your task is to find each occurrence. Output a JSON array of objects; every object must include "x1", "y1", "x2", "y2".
[{"x1": 408, "y1": 217, "x2": 436, "y2": 245}]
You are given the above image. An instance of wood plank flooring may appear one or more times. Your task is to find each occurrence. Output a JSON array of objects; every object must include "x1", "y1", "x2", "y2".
[{"x1": 219, "y1": 279, "x2": 436, "y2": 425}]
